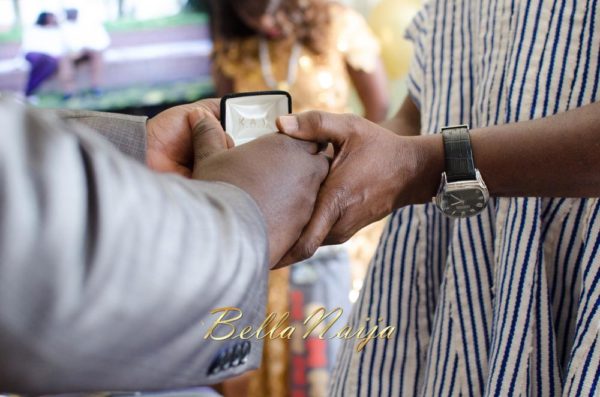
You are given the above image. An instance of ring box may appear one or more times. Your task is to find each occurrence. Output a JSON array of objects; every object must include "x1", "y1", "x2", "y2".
[{"x1": 221, "y1": 91, "x2": 292, "y2": 145}]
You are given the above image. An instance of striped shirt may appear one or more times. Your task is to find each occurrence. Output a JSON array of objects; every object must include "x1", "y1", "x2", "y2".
[{"x1": 331, "y1": 0, "x2": 600, "y2": 395}]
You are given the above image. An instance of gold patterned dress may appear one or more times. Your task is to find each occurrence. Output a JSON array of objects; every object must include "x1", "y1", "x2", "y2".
[
  {"x1": 214, "y1": 3, "x2": 381, "y2": 114},
  {"x1": 213, "y1": 4, "x2": 381, "y2": 397}
]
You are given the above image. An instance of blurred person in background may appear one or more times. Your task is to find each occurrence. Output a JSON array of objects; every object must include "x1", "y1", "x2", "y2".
[
  {"x1": 60, "y1": 8, "x2": 111, "y2": 98},
  {"x1": 209, "y1": 0, "x2": 389, "y2": 396},
  {"x1": 22, "y1": 12, "x2": 66, "y2": 100},
  {"x1": 21, "y1": 9, "x2": 110, "y2": 101}
]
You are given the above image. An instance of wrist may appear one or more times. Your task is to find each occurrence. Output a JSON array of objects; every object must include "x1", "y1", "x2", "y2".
[
  {"x1": 393, "y1": 134, "x2": 444, "y2": 207},
  {"x1": 381, "y1": 116, "x2": 420, "y2": 137}
]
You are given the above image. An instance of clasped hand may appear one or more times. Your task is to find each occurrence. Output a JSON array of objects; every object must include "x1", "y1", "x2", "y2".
[
  {"x1": 275, "y1": 111, "x2": 443, "y2": 268},
  {"x1": 146, "y1": 100, "x2": 440, "y2": 269},
  {"x1": 145, "y1": 99, "x2": 329, "y2": 268}
]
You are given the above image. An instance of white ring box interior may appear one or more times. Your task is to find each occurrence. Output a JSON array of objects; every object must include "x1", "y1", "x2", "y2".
[{"x1": 221, "y1": 92, "x2": 292, "y2": 145}]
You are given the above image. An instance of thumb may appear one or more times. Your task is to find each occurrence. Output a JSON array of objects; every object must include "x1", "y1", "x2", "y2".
[
  {"x1": 277, "y1": 111, "x2": 354, "y2": 146},
  {"x1": 189, "y1": 109, "x2": 228, "y2": 163}
]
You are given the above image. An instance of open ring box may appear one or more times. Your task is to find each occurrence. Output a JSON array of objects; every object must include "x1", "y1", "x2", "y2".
[{"x1": 220, "y1": 91, "x2": 292, "y2": 145}]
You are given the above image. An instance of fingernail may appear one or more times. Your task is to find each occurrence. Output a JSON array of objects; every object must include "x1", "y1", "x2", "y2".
[{"x1": 278, "y1": 115, "x2": 299, "y2": 132}]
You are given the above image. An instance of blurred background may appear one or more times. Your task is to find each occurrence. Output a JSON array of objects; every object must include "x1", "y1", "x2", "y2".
[
  {"x1": 0, "y1": 1, "x2": 419, "y2": 396},
  {"x1": 0, "y1": 0, "x2": 214, "y2": 114},
  {"x1": 0, "y1": 0, "x2": 409, "y2": 115}
]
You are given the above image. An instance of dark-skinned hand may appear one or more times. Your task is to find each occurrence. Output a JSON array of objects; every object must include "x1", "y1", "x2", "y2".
[
  {"x1": 146, "y1": 99, "x2": 234, "y2": 177},
  {"x1": 276, "y1": 111, "x2": 442, "y2": 267},
  {"x1": 189, "y1": 110, "x2": 330, "y2": 268}
]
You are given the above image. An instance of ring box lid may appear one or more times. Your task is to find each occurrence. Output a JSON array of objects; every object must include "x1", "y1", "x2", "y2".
[{"x1": 220, "y1": 91, "x2": 292, "y2": 145}]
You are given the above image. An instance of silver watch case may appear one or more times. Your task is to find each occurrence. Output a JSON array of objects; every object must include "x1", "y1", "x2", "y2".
[{"x1": 433, "y1": 170, "x2": 490, "y2": 219}]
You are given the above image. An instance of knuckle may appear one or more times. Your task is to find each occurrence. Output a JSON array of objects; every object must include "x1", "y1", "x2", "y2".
[
  {"x1": 314, "y1": 111, "x2": 325, "y2": 129},
  {"x1": 328, "y1": 221, "x2": 356, "y2": 245},
  {"x1": 344, "y1": 114, "x2": 363, "y2": 137},
  {"x1": 306, "y1": 111, "x2": 325, "y2": 135},
  {"x1": 296, "y1": 239, "x2": 320, "y2": 261},
  {"x1": 331, "y1": 187, "x2": 349, "y2": 212},
  {"x1": 339, "y1": 231, "x2": 354, "y2": 243},
  {"x1": 193, "y1": 118, "x2": 216, "y2": 137},
  {"x1": 314, "y1": 190, "x2": 346, "y2": 226},
  {"x1": 194, "y1": 148, "x2": 213, "y2": 163},
  {"x1": 197, "y1": 98, "x2": 219, "y2": 111},
  {"x1": 328, "y1": 231, "x2": 352, "y2": 245},
  {"x1": 346, "y1": 113, "x2": 361, "y2": 125}
]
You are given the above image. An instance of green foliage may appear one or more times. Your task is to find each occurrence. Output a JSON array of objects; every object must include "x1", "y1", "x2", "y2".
[
  {"x1": 0, "y1": 26, "x2": 22, "y2": 44},
  {"x1": 35, "y1": 79, "x2": 215, "y2": 111},
  {"x1": 104, "y1": 12, "x2": 208, "y2": 32}
]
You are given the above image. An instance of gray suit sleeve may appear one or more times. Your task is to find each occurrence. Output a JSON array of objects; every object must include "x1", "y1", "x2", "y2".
[
  {"x1": 52, "y1": 109, "x2": 148, "y2": 162},
  {"x1": 0, "y1": 99, "x2": 269, "y2": 393}
]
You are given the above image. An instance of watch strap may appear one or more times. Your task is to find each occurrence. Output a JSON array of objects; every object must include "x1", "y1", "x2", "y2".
[{"x1": 442, "y1": 125, "x2": 476, "y2": 182}]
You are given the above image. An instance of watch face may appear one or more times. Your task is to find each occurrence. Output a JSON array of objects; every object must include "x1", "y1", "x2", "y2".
[{"x1": 439, "y1": 188, "x2": 487, "y2": 218}]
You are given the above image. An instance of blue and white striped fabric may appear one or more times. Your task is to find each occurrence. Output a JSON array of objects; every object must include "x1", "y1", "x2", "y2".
[{"x1": 330, "y1": 0, "x2": 600, "y2": 395}]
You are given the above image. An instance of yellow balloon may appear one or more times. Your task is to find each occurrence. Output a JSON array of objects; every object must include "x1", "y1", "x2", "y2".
[{"x1": 368, "y1": 0, "x2": 422, "y2": 79}]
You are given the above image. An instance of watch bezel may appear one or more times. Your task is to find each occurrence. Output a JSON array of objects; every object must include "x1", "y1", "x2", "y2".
[{"x1": 434, "y1": 170, "x2": 489, "y2": 219}]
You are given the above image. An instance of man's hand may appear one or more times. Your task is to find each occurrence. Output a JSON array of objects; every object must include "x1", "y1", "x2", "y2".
[
  {"x1": 146, "y1": 99, "x2": 234, "y2": 177},
  {"x1": 190, "y1": 110, "x2": 330, "y2": 267},
  {"x1": 276, "y1": 111, "x2": 443, "y2": 267}
]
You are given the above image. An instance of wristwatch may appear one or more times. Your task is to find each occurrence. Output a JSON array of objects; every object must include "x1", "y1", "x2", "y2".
[{"x1": 434, "y1": 125, "x2": 489, "y2": 218}]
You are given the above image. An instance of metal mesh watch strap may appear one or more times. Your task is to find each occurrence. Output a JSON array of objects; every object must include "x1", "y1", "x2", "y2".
[{"x1": 441, "y1": 125, "x2": 476, "y2": 182}]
